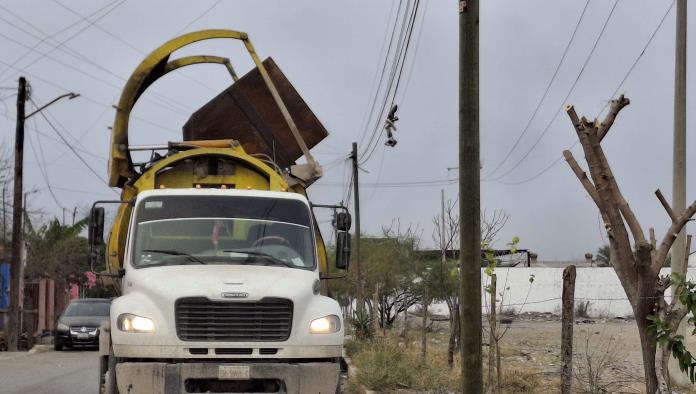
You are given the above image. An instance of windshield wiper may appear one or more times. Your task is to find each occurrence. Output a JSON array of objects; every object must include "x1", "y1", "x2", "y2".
[
  {"x1": 141, "y1": 249, "x2": 207, "y2": 264},
  {"x1": 221, "y1": 250, "x2": 295, "y2": 268}
]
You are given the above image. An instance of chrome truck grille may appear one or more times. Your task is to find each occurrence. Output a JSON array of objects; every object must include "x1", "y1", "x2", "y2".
[{"x1": 175, "y1": 298, "x2": 293, "y2": 342}]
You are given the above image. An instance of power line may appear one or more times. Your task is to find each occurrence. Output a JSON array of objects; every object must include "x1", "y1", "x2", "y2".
[
  {"x1": 360, "y1": 1, "x2": 417, "y2": 161},
  {"x1": 0, "y1": 18, "x2": 189, "y2": 118},
  {"x1": 50, "y1": 0, "x2": 214, "y2": 108},
  {"x1": 359, "y1": 0, "x2": 421, "y2": 165},
  {"x1": 483, "y1": 0, "x2": 591, "y2": 179},
  {"x1": 357, "y1": 0, "x2": 406, "y2": 149},
  {"x1": 175, "y1": 0, "x2": 223, "y2": 35},
  {"x1": 493, "y1": 0, "x2": 675, "y2": 186},
  {"x1": 395, "y1": 0, "x2": 430, "y2": 106},
  {"x1": 30, "y1": 97, "x2": 117, "y2": 194},
  {"x1": 0, "y1": 56, "x2": 173, "y2": 134},
  {"x1": 0, "y1": 0, "x2": 123, "y2": 81},
  {"x1": 26, "y1": 115, "x2": 65, "y2": 210},
  {"x1": 485, "y1": 0, "x2": 619, "y2": 182}
]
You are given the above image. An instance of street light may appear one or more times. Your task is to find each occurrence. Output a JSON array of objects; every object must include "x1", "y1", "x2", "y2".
[{"x1": 24, "y1": 92, "x2": 79, "y2": 120}]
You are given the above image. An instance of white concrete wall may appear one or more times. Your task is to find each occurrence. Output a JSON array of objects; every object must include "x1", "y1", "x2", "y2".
[{"x1": 429, "y1": 267, "x2": 696, "y2": 318}]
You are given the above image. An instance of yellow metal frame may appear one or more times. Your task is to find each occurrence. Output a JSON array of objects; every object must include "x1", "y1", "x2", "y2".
[
  {"x1": 109, "y1": 29, "x2": 315, "y2": 188},
  {"x1": 106, "y1": 29, "x2": 329, "y2": 274}
]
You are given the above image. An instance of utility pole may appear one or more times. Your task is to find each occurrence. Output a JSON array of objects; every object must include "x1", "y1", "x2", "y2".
[
  {"x1": 459, "y1": 0, "x2": 482, "y2": 392},
  {"x1": 671, "y1": 0, "x2": 689, "y2": 386},
  {"x1": 350, "y1": 142, "x2": 363, "y2": 315},
  {"x1": 72, "y1": 207, "x2": 77, "y2": 225},
  {"x1": 672, "y1": 0, "x2": 687, "y2": 280},
  {"x1": 8, "y1": 77, "x2": 26, "y2": 352}
]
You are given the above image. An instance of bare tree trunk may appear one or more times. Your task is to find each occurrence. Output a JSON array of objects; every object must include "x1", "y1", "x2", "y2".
[
  {"x1": 421, "y1": 292, "x2": 429, "y2": 361},
  {"x1": 447, "y1": 299, "x2": 456, "y2": 368},
  {"x1": 371, "y1": 284, "x2": 379, "y2": 336},
  {"x1": 487, "y1": 274, "x2": 497, "y2": 393}
]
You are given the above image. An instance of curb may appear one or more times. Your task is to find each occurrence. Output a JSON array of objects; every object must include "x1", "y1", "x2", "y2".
[{"x1": 28, "y1": 344, "x2": 52, "y2": 354}]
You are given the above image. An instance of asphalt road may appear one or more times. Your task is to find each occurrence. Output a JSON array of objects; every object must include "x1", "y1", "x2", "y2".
[{"x1": 0, "y1": 347, "x2": 99, "y2": 394}]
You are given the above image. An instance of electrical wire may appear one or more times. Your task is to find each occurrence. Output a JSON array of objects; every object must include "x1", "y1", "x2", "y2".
[
  {"x1": 357, "y1": 0, "x2": 404, "y2": 149},
  {"x1": 0, "y1": 56, "x2": 172, "y2": 134},
  {"x1": 483, "y1": 0, "x2": 591, "y2": 179},
  {"x1": 493, "y1": 0, "x2": 675, "y2": 186},
  {"x1": 485, "y1": 0, "x2": 619, "y2": 182},
  {"x1": 359, "y1": 0, "x2": 421, "y2": 165},
  {"x1": 0, "y1": 0, "x2": 123, "y2": 81},
  {"x1": 175, "y1": 0, "x2": 223, "y2": 35},
  {"x1": 51, "y1": 0, "x2": 217, "y2": 103},
  {"x1": 26, "y1": 114, "x2": 65, "y2": 210},
  {"x1": 30, "y1": 97, "x2": 117, "y2": 193}
]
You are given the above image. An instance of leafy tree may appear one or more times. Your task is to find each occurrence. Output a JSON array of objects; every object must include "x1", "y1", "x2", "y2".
[{"x1": 24, "y1": 217, "x2": 91, "y2": 285}]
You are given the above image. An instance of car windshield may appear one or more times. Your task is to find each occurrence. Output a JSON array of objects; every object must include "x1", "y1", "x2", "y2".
[
  {"x1": 64, "y1": 302, "x2": 110, "y2": 316},
  {"x1": 132, "y1": 195, "x2": 316, "y2": 269}
]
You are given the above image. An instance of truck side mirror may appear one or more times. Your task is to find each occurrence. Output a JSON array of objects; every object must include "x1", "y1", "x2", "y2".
[
  {"x1": 335, "y1": 232, "x2": 351, "y2": 270},
  {"x1": 335, "y1": 212, "x2": 352, "y2": 232},
  {"x1": 88, "y1": 207, "x2": 105, "y2": 271}
]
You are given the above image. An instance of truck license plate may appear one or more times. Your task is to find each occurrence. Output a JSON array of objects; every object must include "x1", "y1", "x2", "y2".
[{"x1": 218, "y1": 365, "x2": 250, "y2": 380}]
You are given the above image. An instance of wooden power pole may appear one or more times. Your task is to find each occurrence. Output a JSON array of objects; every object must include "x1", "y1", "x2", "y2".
[
  {"x1": 351, "y1": 142, "x2": 363, "y2": 315},
  {"x1": 8, "y1": 76, "x2": 26, "y2": 352},
  {"x1": 459, "y1": 0, "x2": 482, "y2": 392}
]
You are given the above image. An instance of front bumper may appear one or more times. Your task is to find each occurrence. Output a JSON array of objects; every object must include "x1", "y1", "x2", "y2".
[
  {"x1": 116, "y1": 361, "x2": 340, "y2": 394},
  {"x1": 55, "y1": 329, "x2": 100, "y2": 347}
]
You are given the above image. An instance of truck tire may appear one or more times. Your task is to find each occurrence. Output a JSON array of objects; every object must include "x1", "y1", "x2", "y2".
[
  {"x1": 99, "y1": 353, "x2": 108, "y2": 393},
  {"x1": 105, "y1": 345, "x2": 119, "y2": 394}
]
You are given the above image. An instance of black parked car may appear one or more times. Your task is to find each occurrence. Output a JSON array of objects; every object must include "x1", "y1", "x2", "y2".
[{"x1": 54, "y1": 298, "x2": 111, "y2": 350}]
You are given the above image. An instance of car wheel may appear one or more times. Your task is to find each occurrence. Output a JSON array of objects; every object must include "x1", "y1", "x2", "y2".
[
  {"x1": 54, "y1": 338, "x2": 63, "y2": 351},
  {"x1": 0, "y1": 343, "x2": 6, "y2": 352}
]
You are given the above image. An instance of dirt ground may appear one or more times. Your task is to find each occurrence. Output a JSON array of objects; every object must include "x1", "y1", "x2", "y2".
[{"x1": 460, "y1": 313, "x2": 696, "y2": 393}]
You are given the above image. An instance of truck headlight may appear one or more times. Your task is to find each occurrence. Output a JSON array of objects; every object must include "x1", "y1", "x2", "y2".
[
  {"x1": 309, "y1": 315, "x2": 341, "y2": 334},
  {"x1": 117, "y1": 314, "x2": 155, "y2": 333},
  {"x1": 56, "y1": 322, "x2": 69, "y2": 332}
]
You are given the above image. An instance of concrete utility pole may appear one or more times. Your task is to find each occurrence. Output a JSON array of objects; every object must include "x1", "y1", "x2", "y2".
[
  {"x1": 350, "y1": 142, "x2": 363, "y2": 315},
  {"x1": 459, "y1": 0, "x2": 482, "y2": 392},
  {"x1": 671, "y1": 0, "x2": 689, "y2": 386},
  {"x1": 8, "y1": 77, "x2": 26, "y2": 352},
  {"x1": 672, "y1": 0, "x2": 687, "y2": 279}
]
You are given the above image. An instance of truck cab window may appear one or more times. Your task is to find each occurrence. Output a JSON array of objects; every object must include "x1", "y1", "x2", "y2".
[{"x1": 132, "y1": 195, "x2": 315, "y2": 269}]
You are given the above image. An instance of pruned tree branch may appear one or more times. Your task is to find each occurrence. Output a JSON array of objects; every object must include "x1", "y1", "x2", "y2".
[
  {"x1": 654, "y1": 200, "x2": 696, "y2": 273},
  {"x1": 655, "y1": 189, "x2": 677, "y2": 222},
  {"x1": 598, "y1": 95, "x2": 630, "y2": 141}
]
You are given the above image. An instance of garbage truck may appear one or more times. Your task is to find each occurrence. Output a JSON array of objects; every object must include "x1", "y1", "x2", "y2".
[{"x1": 88, "y1": 29, "x2": 351, "y2": 394}]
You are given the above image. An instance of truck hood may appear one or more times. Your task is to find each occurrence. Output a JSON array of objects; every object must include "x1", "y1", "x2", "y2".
[{"x1": 124, "y1": 264, "x2": 317, "y2": 302}]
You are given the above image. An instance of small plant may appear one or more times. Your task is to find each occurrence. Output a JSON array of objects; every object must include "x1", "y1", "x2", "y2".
[
  {"x1": 350, "y1": 309, "x2": 373, "y2": 341},
  {"x1": 573, "y1": 330, "x2": 639, "y2": 393},
  {"x1": 575, "y1": 300, "x2": 591, "y2": 318}
]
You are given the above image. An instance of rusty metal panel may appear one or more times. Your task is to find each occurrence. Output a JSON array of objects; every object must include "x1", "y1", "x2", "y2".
[{"x1": 182, "y1": 57, "x2": 328, "y2": 169}]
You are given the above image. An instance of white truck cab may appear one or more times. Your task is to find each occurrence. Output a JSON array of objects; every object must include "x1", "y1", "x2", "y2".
[{"x1": 100, "y1": 189, "x2": 346, "y2": 393}]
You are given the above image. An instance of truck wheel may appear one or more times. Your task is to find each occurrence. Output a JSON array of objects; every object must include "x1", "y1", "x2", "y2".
[
  {"x1": 99, "y1": 353, "x2": 108, "y2": 392},
  {"x1": 105, "y1": 345, "x2": 119, "y2": 394}
]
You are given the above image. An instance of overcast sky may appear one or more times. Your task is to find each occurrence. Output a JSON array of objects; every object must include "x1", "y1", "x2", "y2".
[{"x1": 0, "y1": 0, "x2": 691, "y2": 260}]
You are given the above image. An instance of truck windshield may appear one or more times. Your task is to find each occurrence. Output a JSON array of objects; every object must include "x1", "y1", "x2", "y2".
[{"x1": 132, "y1": 195, "x2": 315, "y2": 270}]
